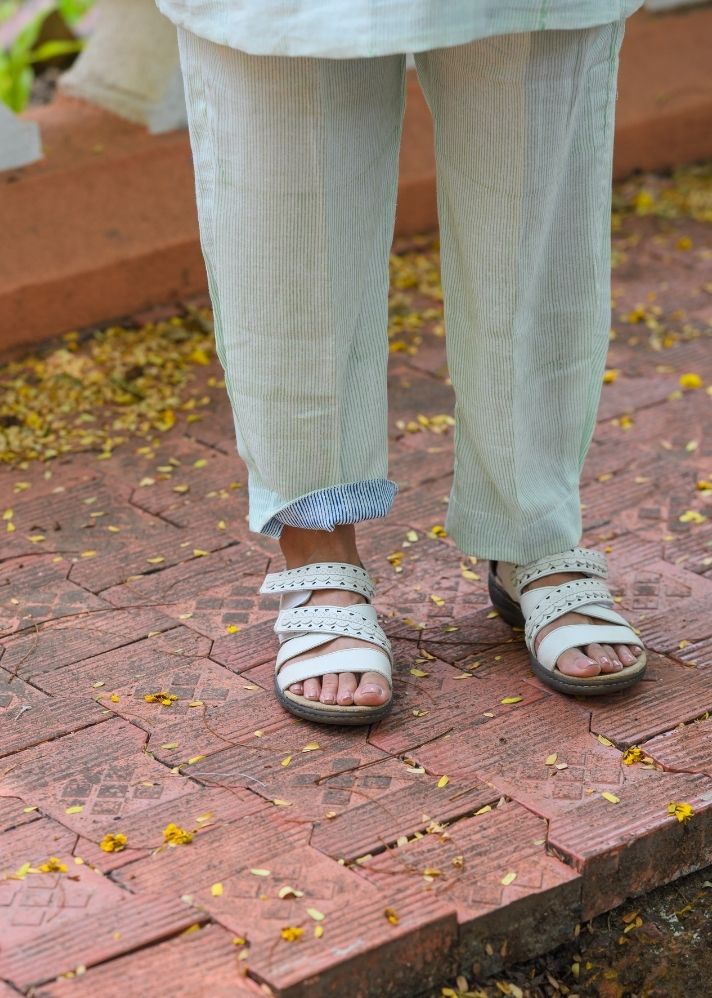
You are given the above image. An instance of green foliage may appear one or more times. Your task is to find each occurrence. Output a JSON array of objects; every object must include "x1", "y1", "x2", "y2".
[{"x1": 0, "y1": 1, "x2": 93, "y2": 112}]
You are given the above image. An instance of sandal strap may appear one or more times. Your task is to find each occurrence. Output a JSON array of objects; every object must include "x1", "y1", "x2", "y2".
[
  {"x1": 535, "y1": 623, "x2": 644, "y2": 672},
  {"x1": 260, "y1": 562, "x2": 375, "y2": 600},
  {"x1": 276, "y1": 647, "x2": 392, "y2": 692},
  {"x1": 275, "y1": 603, "x2": 392, "y2": 658},
  {"x1": 514, "y1": 546, "x2": 607, "y2": 595},
  {"x1": 523, "y1": 577, "x2": 615, "y2": 647}
]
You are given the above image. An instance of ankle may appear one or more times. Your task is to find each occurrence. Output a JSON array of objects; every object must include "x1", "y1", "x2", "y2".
[{"x1": 279, "y1": 524, "x2": 361, "y2": 570}]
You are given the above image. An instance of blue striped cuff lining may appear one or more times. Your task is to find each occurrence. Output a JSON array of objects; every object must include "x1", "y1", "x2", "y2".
[{"x1": 260, "y1": 479, "x2": 398, "y2": 538}]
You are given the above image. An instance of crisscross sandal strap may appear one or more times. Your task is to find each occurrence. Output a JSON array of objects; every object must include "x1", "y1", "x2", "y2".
[
  {"x1": 535, "y1": 622, "x2": 645, "y2": 673},
  {"x1": 514, "y1": 546, "x2": 607, "y2": 594},
  {"x1": 275, "y1": 603, "x2": 391, "y2": 656},
  {"x1": 523, "y1": 577, "x2": 615, "y2": 647},
  {"x1": 276, "y1": 647, "x2": 392, "y2": 693},
  {"x1": 260, "y1": 562, "x2": 375, "y2": 600}
]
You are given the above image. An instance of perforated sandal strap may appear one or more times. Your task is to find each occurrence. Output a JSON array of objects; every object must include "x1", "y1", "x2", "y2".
[
  {"x1": 260, "y1": 562, "x2": 375, "y2": 600},
  {"x1": 276, "y1": 647, "x2": 392, "y2": 692},
  {"x1": 275, "y1": 603, "x2": 392, "y2": 658},
  {"x1": 523, "y1": 577, "x2": 614, "y2": 648},
  {"x1": 514, "y1": 546, "x2": 607, "y2": 595}
]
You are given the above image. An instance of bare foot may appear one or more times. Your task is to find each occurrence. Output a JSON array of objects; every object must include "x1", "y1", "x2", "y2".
[
  {"x1": 278, "y1": 525, "x2": 390, "y2": 707},
  {"x1": 520, "y1": 570, "x2": 643, "y2": 679}
]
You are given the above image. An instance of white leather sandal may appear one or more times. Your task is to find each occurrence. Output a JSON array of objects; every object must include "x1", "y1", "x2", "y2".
[
  {"x1": 487, "y1": 546, "x2": 647, "y2": 695},
  {"x1": 259, "y1": 561, "x2": 393, "y2": 725}
]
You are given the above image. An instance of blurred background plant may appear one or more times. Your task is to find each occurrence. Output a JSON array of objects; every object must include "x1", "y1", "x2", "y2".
[{"x1": 0, "y1": 0, "x2": 94, "y2": 111}]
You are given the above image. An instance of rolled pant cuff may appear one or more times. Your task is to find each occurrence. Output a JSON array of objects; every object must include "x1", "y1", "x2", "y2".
[
  {"x1": 254, "y1": 479, "x2": 399, "y2": 538},
  {"x1": 444, "y1": 487, "x2": 583, "y2": 564}
]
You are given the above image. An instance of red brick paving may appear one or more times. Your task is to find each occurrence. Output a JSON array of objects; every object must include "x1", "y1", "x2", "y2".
[{"x1": 1, "y1": 201, "x2": 712, "y2": 995}]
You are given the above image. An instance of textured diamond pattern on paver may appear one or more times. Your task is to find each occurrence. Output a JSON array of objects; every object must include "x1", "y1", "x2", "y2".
[
  {"x1": 2, "y1": 719, "x2": 193, "y2": 839},
  {"x1": 189, "y1": 730, "x2": 412, "y2": 820},
  {"x1": 0, "y1": 818, "x2": 125, "y2": 946},
  {"x1": 35, "y1": 924, "x2": 261, "y2": 998},
  {"x1": 101, "y1": 543, "x2": 273, "y2": 638},
  {"x1": 588, "y1": 653, "x2": 712, "y2": 744},
  {"x1": 0, "y1": 557, "x2": 106, "y2": 638},
  {"x1": 102, "y1": 658, "x2": 270, "y2": 765},
  {"x1": 0, "y1": 605, "x2": 177, "y2": 682},
  {"x1": 0, "y1": 668, "x2": 106, "y2": 759}
]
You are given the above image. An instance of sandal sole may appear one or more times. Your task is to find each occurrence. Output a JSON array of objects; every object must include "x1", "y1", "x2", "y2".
[
  {"x1": 487, "y1": 567, "x2": 647, "y2": 696},
  {"x1": 275, "y1": 680, "x2": 393, "y2": 726}
]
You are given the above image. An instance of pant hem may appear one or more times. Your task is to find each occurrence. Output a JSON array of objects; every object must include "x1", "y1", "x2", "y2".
[
  {"x1": 444, "y1": 487, "x2": 583, "y2": 563},
  {"x1": 254, "y1": 479, "x2": 399, "y2": 539}
]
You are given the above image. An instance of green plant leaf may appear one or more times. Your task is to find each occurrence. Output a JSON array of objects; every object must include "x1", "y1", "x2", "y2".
[{"x1": 29, "y1": 38, "x2": 84, "y2": 64}]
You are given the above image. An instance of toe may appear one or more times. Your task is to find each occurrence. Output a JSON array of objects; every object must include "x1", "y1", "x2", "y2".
[
  {"x1": 556, "y1": 647, "x2": 602, "y2": 678},
  {"x1": 585, "y1": 642, "x2": 620, "y2": 673},
  {"x1": 615, "y1": 644, "x2": 637, "y2": 667},
  {"x1": 353, "y1": 671, "x2": 390, "y2": 706},
  {"x1": 289, "y1": 682, "x2": 304, "y2": 695},
  {"x1": 337, "y1": 672, "x2": 358, "y2": 705},
  {"x1": 601, "y1": 644, "x2": 623, "y2": 672},
  {"x1": 302, "y1": 677, "x2": 322, "y2": 701},
  {"x1": 319, "y1": 673, "x2": 339, "y2": 705}
]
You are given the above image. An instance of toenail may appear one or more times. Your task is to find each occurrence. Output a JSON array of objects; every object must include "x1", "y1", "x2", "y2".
[
  {"x1": 360, "y1": 684, "x2": 383, "y2": 696},
  {"x1": 321, "y1": 696, "x2": 335, "y2": 704}
]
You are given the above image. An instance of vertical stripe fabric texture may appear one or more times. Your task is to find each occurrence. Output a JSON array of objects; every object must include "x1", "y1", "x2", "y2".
[{"x1": 176, "y1": 19, "x2": 625, "y2": 563}]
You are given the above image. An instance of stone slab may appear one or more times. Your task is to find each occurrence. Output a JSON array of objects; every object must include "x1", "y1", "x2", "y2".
[
  {"x1": 0, "y1": 668, "x2": 106, "y2": 760},
  {"x1": 548, "y1": 771, "x2": 712, "y2": 919},
  {"x1": 0, "y1": 556, "x2": 106, "y2": 639},
  {"x1": 1, "y1": 719, "x2": 194, "y2": 843},
  {"x1": 33, "y1": 624, "x2": 211, "y2": 697},
  {"x1": 643, "y1": 716, "x2": 712, "y2": 777},
  {"x1": 196, "y1": 845, "x2": 458, "y2": 998},
  {"x1": 588, "y1": 653, "x2": 712, "y2": 745},
  {"x1": 0, "y1": 894, "x2": 206, "y2": 990},
  {"x1": 0, "y1": 605, "x2": 176, "y2": 682},
  {"x1": 36, "y1": 924, "x2": 261, "y2": 998},
  {"x1": 0, "y1": 817, "x2": 126, "y2": 949},
  {"x1": 359, "y1": 801, "x2": 581, "y2": 978}
]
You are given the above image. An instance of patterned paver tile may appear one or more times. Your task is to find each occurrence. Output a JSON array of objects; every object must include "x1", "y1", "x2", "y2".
[
  {"x1": 99, "y1": 657, "x2": 275, "y2": 766},
  {"x1": 33, "y1": 624, "x2": 211, "y2": 697},
  {"x1": 114, "y1": 807, "x2": 308, "y2": 896},
  {"x1": 0, "y1": 668, "x2": 106, "y2": 759},
  {"x1": 35, "y1": 925, "x2": 263, "y2": 998},
  {"x1": 0, "y1": 894, "x2": 206, "y2": 990},
  {"x1": 410, "y1": 696, "x2": 646, "y2": 820},
  {"x1": 1, "y1": 479, "x2": 238, "y2": 594},
  {"x1": 196, "y1": 846, "x2": 458, "y2": 998},
  {"x1": 0, "y1": 817, "x2": 125, "y2": 949},
  {"x1": 588, "y1": 653, "x2": 712, "y2": 745},
  {"x1": 0, "y1": 557, "x2": 106, "y2": 639},
  {"x1": 547, "y1": 771, "x2": 712, "y2": 919},
  {"x1": 0, "y1": 797, "x2": 41, "y2": 835},
  {"x1": 643, "y1": 716, "x2": 712, "y2": 777},
  {"x1": 359, "y1": 802, "x2": 581, "y2": 977},
  {"x1": 0, "y1": 605, "x2": 176, "y2": 683},
  {"x1": 1, "y1": 719, "x2": 194, "y2": 846},
  {"x1": 101, "y1": 543, "x2": 273, "y2": 638}
]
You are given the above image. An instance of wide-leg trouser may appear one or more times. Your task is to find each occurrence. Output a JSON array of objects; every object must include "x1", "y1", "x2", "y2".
[{"x1": 176, "y1": 20, "x2": 625, "y2": 563}]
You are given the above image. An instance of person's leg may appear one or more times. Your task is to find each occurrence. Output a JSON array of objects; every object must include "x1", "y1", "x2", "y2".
[
  {"x1": 415, "y1": 22, "x2": 640, "y2": 678},
  {"x1": 177, "y1": 30, "x2": 406, "y2": 705}
]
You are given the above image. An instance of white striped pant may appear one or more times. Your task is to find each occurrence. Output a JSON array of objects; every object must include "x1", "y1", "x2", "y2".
[{"x1": 176, "y1": 19, "x2": 625, "y2": 562}]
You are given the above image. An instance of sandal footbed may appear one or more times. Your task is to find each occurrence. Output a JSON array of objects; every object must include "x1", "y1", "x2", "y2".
[
  {"x1": 487, "y1": 568, "x2": 646, "y2": 695},
  {"x1": 275, "y1": 680, "x2": 393, "y2": 726}
]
